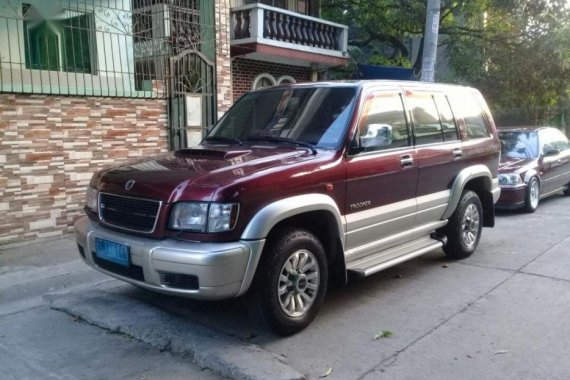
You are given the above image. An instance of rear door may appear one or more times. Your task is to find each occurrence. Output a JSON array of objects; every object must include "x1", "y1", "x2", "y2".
[
  {"x1": 404, "y1": 90, "x2": 464, "y2": 228},
  {"x1": 344, "y1": 89, "x2": 418, "y2": 260}
]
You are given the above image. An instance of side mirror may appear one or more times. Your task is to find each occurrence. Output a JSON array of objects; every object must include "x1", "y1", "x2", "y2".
[
  {"x1": 544, "y1": 147, "x2": 561, "y2": 157},
  {"x1": 360, "y1": 124, "x2": 393, "y2": 149}
]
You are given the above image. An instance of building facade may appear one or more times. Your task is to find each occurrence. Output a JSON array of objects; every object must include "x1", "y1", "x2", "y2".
[{"x1": 0, "y1": 0, "x2": 348, "y2": 243}]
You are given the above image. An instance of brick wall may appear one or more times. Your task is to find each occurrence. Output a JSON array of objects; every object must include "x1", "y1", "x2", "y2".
[
  {"x1": 215, "y1": 0, "x2": 233, "y2": 117},
  {"x1": 232, "y1": 58, "x2": 312, "y2": 101},
  {"x1": 0, "y1": 94, "x2": 168, "y2": 243}
]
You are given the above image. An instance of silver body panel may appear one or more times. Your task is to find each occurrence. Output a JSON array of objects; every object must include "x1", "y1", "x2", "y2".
[{"x1": 74, "y1": 216, "x2": 264, "y2": 299}]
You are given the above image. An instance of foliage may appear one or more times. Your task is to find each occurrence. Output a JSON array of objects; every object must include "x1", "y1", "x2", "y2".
[
  {"x1": 445, "y1": 0, "x2": 570, "y2": 127},
  {"x1": 322, "y1": 0, "x2": 570, "y2": 128}
]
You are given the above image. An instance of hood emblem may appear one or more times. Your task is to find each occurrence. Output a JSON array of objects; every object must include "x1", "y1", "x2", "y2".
[{"x1": 125, "y1": 179, "x2": 136, "y2": 191}]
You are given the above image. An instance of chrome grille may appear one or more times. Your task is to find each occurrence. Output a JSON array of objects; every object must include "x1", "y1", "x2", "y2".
[{"x1": 99, "y1": 193, "x2": 161, "y2": 233}]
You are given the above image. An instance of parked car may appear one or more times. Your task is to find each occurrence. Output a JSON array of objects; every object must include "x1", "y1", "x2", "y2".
[
  {"x1": 497, "y1": 127, "x2": 570, "y2": 212},
  {"x1": 75, "y1": 81, "x2": 500, "y2": 335}
]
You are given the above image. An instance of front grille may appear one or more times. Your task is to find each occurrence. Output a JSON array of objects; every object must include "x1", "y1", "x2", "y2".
[
  {"x1": 93, "y1": 254, "x2": 145, "y2": 282},
  {"x1": 158, "y1": 272, "x2": 199, "y2": 290},
  {"x1": 99, "y1": 193, "x2": 160, "y2": 233}
]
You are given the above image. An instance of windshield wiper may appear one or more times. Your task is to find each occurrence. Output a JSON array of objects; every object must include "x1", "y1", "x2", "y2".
[
  {"x1": 245, "y1": 136, "x2": 317, "y2": 155},
  {"x1": 203, "y1": 136, "x2": 242, "y2": 146}
]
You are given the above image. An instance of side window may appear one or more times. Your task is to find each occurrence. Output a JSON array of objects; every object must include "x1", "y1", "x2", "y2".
[
  {"x1": 543, "y1": 129, "x2": 570, "y2": 152},
  {"x1": 357, "y1": 92, "x2": 409, "y2": 152},
  {"x1": 434, "y1": 95, "x2": 459, "y2": 141},
  {"x1": 553, "y1": 130, "x2": 570, "y2": 151},
  {"x1": 449, "y1": 91, "x2": 489, "y2": 139},
  {"x1": 406, "y1": 93, "x2": 443, "y2": 145}
]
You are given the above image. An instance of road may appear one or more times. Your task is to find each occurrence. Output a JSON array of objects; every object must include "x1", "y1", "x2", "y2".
[{"x1": 2, "y1": 193, "x2": 570, "y2": 379}]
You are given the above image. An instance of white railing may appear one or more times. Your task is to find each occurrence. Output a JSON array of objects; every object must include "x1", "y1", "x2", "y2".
[{"x1": 230, "y1": 3, "x2": 348, "y2": 58}]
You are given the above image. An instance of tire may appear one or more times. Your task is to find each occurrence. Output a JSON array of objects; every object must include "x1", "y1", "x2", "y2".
[
  {"x1": 253, "y1": 227, "x2": 328, "y2": 336},
  {"x1": 442, "y1": 190, "x2": 483, "y2": 260},
  {"x1": 564, "y1": 183, "x2": 570, "y2": 196},
  {"x1": 524, "y1": 177, "x2": 540, "y2": 213}
]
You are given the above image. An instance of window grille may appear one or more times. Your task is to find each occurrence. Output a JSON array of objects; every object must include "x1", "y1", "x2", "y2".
[{"x1": 0, "y1": 0, "x2": 217, "y2": 98}]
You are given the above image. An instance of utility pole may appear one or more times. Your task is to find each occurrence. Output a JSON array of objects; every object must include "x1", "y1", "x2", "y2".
[{"x1": 421, "y1": 0, "x2": 441, "y2": 82}]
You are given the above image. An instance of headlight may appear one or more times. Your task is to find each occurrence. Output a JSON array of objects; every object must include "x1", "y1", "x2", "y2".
[
  {"x1": 498, "y1": 173, "x2": 523, "y2": 186},
  {"x1": 85, "y1": 186, "x2": 98, "y2": 211},
  {"x1": 169, "y1": 202, "x2": 209, "y2": 232},
  {"x1": 208, "y1": 203, "x2": 239, "y2": 232},
  {"x1": 168, "y1": 202, "x2": 239, "y2": 233}
]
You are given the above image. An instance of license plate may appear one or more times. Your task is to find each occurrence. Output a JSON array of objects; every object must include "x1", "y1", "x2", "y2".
[{"x1": 95, "y1": 238, "x2": 130, "y2": 267}]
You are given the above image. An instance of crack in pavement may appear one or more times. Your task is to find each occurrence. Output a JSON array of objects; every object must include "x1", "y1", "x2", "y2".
[{"x1": 355, "y1": 232, "x2": 570, "y2": 380}]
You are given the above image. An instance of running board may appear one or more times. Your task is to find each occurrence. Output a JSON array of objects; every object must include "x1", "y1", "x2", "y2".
[{"x1": 346, "y1": 237, "x2": 443, "y2": 277}]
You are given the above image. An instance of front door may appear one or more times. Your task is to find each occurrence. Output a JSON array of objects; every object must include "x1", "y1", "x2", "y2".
[
  {"x1": 539, "y1": 128, "x2": 570, "y2": 193},
  {"x1": 345, "y1": 90, "x2": 418, "y2": 261}
]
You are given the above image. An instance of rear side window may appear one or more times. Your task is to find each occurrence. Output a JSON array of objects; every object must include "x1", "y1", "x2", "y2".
[
  {"x1": 449, "y1": 90, "x2": 489, "y2": 139},
  {"x1": 434, "y1": 95, "x2": 459, "y2": 141},
  {"x1": 357, "y1": 92, "x2": 409, "y2": 152},
  {"x1": 406, "y1": 92, "x2": 443, "y2": 145}
]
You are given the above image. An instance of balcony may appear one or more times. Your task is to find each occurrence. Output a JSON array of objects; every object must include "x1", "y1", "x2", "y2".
[{"x1": 230, "y1": 3, "x2": 349, "y2": 68}]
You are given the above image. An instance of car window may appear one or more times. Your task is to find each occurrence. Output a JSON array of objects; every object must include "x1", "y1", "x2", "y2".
[
  {"x1": 434, "y1": 95, "x2": 459, "y2": 141},
  {"x1": 406, "y1": 92, "x2": 444, "y2": 145},
  {"x1": 209, "y1": 87, "x2": 357, "y2": 149},
  {"x1": 499, "y1": 131, "x2": 539, "y2": 159},
  {"x1": 357, "y1": 91, "x2": 409, "y2": 152},
  {"x1": 541, "y1": 128, "x2": 570, "y2": 152},
  {"x1": 449, "y1": 90, "x2": 489, "y2": 139}
]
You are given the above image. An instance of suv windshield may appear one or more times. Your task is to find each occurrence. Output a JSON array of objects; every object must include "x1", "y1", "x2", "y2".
[
  {"x1": 499, "y1": 131, "x2": 539, "y2": 159},
  {"x1": 207, "y1": 87, "x2": 358, "y2": 149}
]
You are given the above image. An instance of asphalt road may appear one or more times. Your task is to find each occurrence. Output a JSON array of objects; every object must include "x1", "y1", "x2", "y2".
[{"x1": 2, "y1": 192, "x2": 570, "y2": 379}]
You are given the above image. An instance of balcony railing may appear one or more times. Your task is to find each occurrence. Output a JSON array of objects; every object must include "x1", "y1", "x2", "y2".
[{"x1": 230, "y1": 3, "x2": 348, "y2": 58}]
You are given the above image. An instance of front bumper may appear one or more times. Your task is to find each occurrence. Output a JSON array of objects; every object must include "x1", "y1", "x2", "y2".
[
  {"x1": 496, "y1": 185, "x2": 526, "y2": 209},
  {"x1": 74, "y1": 216, "x2": 265, "y2": 300}
]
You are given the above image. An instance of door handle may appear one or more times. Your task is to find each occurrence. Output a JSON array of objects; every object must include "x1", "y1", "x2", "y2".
[
  {"x1": 453, "y1": 148, "x2": 463, "y2": 159},
  {"x1": 400, "y1": 155, "x2": 414, "y2": 168}
]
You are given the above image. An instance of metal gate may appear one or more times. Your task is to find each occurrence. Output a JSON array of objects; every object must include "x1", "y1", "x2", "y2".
[{"x1": 168, "y1": 49, "x2": 216, "y2": 151}]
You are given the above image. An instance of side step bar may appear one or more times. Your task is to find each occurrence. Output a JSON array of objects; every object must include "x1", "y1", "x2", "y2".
[{"x1": 346, "y1": 237, "x2": 444, "y2": 277}]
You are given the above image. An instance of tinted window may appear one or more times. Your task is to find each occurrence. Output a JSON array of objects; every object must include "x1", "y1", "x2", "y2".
[
  {"x1": 358, "y1": 92, "x2": 409, "y2": 152},
  {"x1": 449, "y1": 91, "x2": 489, "y2": 139},
  {"x1": 499, "y1": 131, "x2": 539, "y2": 159},
  {"x1": 434, "y1": 95, "x2": 459, "y2": 141},
  {"x1": 210, "y1": 87, "x2": 357, "y2": 149},
  {"x1": 407, "y1": 93, "x2": 443, "y2": 145}
]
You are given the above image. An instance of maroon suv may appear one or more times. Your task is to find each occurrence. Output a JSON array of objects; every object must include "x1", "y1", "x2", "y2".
[
  {"x1": 75, "y1": 81, "x2": 501, "y2": 335},
  {"x1": 497, "y1": 127, "x2": 570, "y2": 212}
]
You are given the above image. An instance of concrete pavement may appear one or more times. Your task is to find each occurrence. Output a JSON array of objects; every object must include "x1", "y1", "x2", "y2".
[{"x1": 2, "y1": 193, "x2": 570, "y2": 379}]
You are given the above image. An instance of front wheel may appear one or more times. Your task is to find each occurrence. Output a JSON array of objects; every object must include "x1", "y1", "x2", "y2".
[
  {"x1": 442, "y1": 190, "x2": 483, "y2": 260},
  {"x1": 253, "y1": 228, "x2": 328, "y2": 336},
  {"x1": 524, "y1": 177, "x2": 540, "y2": 213}
]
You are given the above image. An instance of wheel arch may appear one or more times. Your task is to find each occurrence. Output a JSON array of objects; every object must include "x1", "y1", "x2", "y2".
[
  {"x1": 240, "y1": 194, "x2": 347, "y2": 291},
  {"x1": 443, "y1": 165, "x2": 497, "y2": 227}
]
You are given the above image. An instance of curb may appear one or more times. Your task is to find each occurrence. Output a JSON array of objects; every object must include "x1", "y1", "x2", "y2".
[{"x1": 50, "y1": 289, "x2": 305, "y2": 380}]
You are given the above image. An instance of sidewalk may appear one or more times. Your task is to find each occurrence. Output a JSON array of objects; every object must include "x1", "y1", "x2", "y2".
[{"x1": 0, "y1": 234, "x2": 305, "y2": 380}]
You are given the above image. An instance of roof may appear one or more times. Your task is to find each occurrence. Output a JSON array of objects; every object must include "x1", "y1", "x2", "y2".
[{"x1": 252, "y1": 80, "x2": 477, "y2": 93}]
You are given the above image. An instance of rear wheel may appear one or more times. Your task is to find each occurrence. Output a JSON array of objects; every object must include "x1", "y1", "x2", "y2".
[
  {"x1": 253, "y1": 228, "x2": 328, "y2": 336},
  {"x1": 524, "y1": 177, "x2": 540, "y2": 213},
  {"x1": 442, "y1": 190, "x2": 483, "y2": 260}
]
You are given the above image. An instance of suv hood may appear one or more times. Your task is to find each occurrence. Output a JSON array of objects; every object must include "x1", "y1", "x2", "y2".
[
  {"x1": 499, "y1": 157, "x2": 538, "y2": 174},
  {"x1": 96, "y1": 144, "x2": 321, "y2": 202}
]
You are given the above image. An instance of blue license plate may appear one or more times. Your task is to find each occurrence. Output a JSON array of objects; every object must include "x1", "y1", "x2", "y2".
[{"x1": 95, "y1": 238, "x2": 130, "y2": 267}]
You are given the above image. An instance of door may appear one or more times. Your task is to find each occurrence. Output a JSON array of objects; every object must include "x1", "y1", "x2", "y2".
[
  {"x1": 404, "y1": 90, "x2": 464, "y2": 227},
  {"x1": 539, "y1": 128, "x2": 570, "y2": 193},
  {"x1": 345, "y1": 90, "x2": 418, "y2": 260}
]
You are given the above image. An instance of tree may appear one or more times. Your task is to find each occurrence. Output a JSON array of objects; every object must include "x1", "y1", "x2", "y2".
[
  {"x1": 322, "y1": 0, "x2": 570, "y2": 127},
  {"x1": 445, "y1": 0, "x2": 570, "y2": 126}
]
